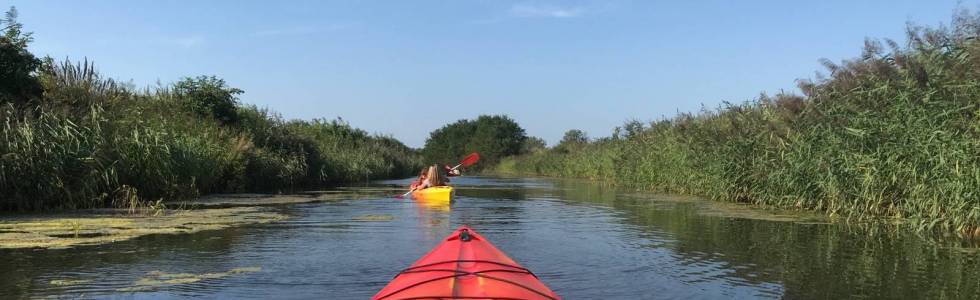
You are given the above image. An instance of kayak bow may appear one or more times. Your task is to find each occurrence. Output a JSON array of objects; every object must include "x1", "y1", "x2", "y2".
[{"x1": 372, "y1": 226, "x2": 560, "y2": 300}]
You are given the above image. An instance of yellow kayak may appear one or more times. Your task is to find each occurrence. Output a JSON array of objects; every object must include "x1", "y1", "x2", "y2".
[{"x1": 411, "y1": 186, "x2": 454, "y2": 202}]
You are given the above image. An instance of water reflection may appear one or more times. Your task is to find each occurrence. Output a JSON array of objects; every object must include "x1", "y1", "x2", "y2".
[
  {"x1": 540, "y1": 178, "x2": 980, "y2": 299},
  {"x1": 411, "y1": 197, "x2": 451, "y2": 212}
]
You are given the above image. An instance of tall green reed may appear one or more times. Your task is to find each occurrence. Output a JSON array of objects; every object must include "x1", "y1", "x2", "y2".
[
  {"x1": 495, "y1": 11, "x2": 980, "y2": 237},
  {"x1": 0, "y1": 59, "x2": 423, "y2": 211}
]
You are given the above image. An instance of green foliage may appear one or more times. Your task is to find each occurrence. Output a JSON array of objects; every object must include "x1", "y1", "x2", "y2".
[
  {"x1": 1, "y1": 7, "x2": 31, "y2": 46},
  {"x1": 521, "y1": 136, "x2": 547, "y2": 154},
  {"x1": 423, "y1": 119, "x2": 473, "y2": 166},
  {"x1": 173, "y1": 76, "x2": 242, "y2": 125},
  {"x1": 38, "y1": 58, "x2": 130, "y2": 114},
  {"x1": 555, "y1": 129, "x2": 588, "y2": 152},
  {"x1": 283, "y1": 118, "x2": 423, "y2": 183},
  {"x1": 423, "y1": 115, "x2": 526, "y2": 168},
  {"x1": 0, "y1": 6, "x2": 423, "y2": 210},
  {"x1": 0, "y1": 80, "x2": 423, "y2": 211},
  {"x1": 0, "y1": 7, "x2": 41, "y2": 105},
  {"x1": 495, "y1": 11, "x2": 980, "y2": 237}
]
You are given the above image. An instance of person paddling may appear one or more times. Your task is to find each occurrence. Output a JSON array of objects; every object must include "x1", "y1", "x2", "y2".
[
  {"x1": 409, "y1": 168, "x2": 428, "y2": 190},
  {"x1": 416, "y1": 165, "x2": 447, "y2": 189},
  {"x1": 443, "y1": 164, "x2": 461, "y2": 177},
  {"x1": 406, "y1": 165, "x2": 449, "y2": 195},
  {"x1": 397, "y1": 153, "x2": 479, "y2": 198}
]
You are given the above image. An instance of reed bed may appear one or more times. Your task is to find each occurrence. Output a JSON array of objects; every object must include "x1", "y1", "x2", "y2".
[
  {"x1": 495, "y1": 11, "x2": 980, "y2": 236},
  {"x1": 0, "y1": 60, "x2": 423, "y2": 211}
]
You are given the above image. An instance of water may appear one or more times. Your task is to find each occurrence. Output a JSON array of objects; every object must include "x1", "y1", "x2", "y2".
[{"x1": 3, "y1": 176, "x2": 979, "y2": 299}]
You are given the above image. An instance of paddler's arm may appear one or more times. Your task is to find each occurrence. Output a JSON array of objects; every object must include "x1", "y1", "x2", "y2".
[{"x1": 443, "y1": 165, "x2": 461, "y2": 177}]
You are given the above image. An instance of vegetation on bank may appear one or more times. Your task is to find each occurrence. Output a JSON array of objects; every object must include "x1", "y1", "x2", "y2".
[
  {"x1": 495, "y1": 10, "x2": 980, "y2": 236},
  {"x1": 421, "y1": 115, "x2": 536, "y2": 170},
  {"x1": 0, "y1": 7, "x2": 423, "y2": 211}
]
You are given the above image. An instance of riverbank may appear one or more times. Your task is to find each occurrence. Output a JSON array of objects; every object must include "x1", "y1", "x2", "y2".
[
  {"x1": 493, "y1": 14, "x2": 980, "y2": 237},
  {"x1": 0, "y1": 77, "x2": 424, "y2": 211},
  {"x1": 0, "y1": 17, "x2": 424, "y2": 211}
]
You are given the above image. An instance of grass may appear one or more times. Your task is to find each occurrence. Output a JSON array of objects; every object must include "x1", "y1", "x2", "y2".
[
  {"x1": 0, "y1": 58, "x2": 424, "y2": 211},
  {"x1": 494, "y1": 10, "x2": 980, "y2": 237}
]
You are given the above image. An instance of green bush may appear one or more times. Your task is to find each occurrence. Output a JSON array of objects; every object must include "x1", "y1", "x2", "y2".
[{"x1": 172, "y1": 76, "x2": 242, "y2": 125}]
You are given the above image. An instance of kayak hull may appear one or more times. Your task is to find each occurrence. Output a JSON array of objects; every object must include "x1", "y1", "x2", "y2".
[
  {"x1": 372, "y1": 226, "x2": 560, "y2": 300},
  {"x1": 411, "y1": 186, "x2": 454, "y2": 202}
]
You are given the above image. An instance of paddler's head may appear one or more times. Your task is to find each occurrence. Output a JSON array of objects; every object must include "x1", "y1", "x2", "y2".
[{"x1": 427, "y1": 165, "x2": 443, "y2": 186}]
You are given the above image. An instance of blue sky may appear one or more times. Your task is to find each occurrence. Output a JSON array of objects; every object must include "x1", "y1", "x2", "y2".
[{"x1": 8, "y1": 0, "x2": 976, "y2": 147}]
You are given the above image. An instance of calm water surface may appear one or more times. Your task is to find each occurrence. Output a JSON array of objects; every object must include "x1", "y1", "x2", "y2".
[{"x1": 2, "y1": 176, "x2": 979, "y2": 299}]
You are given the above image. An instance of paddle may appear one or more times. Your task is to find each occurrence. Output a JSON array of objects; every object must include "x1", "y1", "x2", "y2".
[
  {"x1": 396, "y1": 188, "x2": 417, "y2": 199},
  {"x1": 395, "y1": 152, "x2": 480, "y2": 198},
  {"x1": 451, "y1": 152, "x2": 480, "y2": 172}
]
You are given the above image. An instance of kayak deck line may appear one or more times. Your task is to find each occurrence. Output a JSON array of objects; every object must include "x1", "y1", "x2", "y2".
[
  {"x1": 451, "y1": 230, "x2": 466, "y2": 298},
  {"x1": 374, "y1": 268, "x2": 558, "y2": 299},
  {"x1": 377, "y1": 262, "x2": 552, "y2": 300}
]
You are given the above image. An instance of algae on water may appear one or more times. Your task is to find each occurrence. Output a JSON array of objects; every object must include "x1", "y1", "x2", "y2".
[
  {"x1": 177, "y1": 191, "x2": 385, "y2": 208},
  {"x1": 352, "y1": 214, "x2": 395, "y2": 222},
  {"x1": 49, "y1": 279, "x2": 94, "y2": 286},
  {"x1": 116, "y1": 267, "x2": 262, "y2": 292},
  {"x1": 0, "y1": 207, "x2": 287, "y2": 250}
]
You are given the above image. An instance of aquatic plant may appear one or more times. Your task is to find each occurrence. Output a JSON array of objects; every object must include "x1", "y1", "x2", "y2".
[{"x1": 0, "y1": 207, "x2": 286, "y2": 249}]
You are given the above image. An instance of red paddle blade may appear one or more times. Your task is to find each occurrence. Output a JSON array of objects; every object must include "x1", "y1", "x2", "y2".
[{"x1": 459, "y1": 152, "x2": 480, "y2": 167}]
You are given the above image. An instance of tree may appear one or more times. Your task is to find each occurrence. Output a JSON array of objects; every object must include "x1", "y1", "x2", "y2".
[
  {"x1": 422, "y1": 115, "x2": 527, "y2": 169},
  {"x1": 173, "y1": 76, "x2": 242, "y2": 124},
  {"x1": 555, "y1": 129, "x2": 589, "y2": 152},
  {"x1": 560, "y1": 129, "x2": 588, "y2": 145},
  {"x1": 0, "y1": 6, "x2": 41, "y2": 105},
  {"x1": 422, "y1": 119, "x2": 476, "y2": 166},
  {"x1": 467, "y1": 115, "x2": 526, "y2": 166},
  {"x1": 521, "y1": 136, "x2": 547, "y2": 154},
  {"x1": 622, "y1": 119, "x2": 645, "y2": 139}
]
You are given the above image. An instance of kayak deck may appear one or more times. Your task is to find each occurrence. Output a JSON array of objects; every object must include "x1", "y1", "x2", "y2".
[{"x1": 372, "y1": 226, "x2": 560, "y2": 300}]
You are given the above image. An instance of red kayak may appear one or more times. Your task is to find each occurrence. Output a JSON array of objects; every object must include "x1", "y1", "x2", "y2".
[{"x1": 372, "y1": 226, "x2": 560, "y2": 300}]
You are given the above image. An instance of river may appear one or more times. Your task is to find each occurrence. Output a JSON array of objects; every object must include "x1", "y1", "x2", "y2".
[{"x1": 2, "y1": 176, "x2": 979, "y2": 299}]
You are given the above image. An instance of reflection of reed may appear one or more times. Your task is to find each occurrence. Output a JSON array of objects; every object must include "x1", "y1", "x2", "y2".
[{"x1": 547, "y1": 177, "x2": 980, "y2": 299}]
